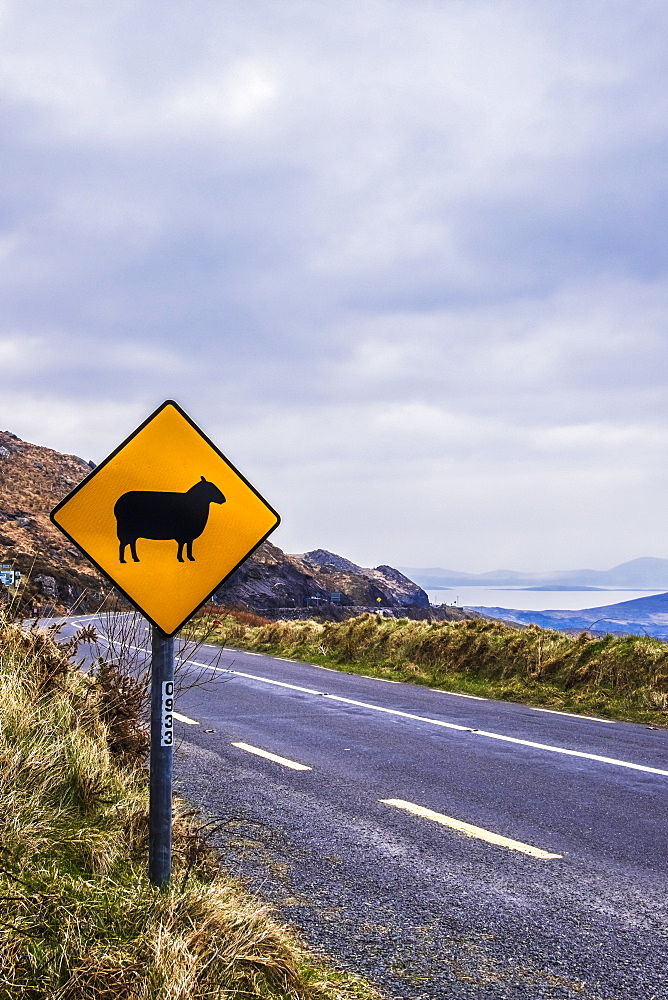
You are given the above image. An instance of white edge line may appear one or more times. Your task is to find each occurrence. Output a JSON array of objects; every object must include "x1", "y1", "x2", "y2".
[
  {"x1": 231, "y1": 742, "x2": 312, "y2": 771},
  {"x1": 319, "y1": 693, "x2": 472, "y2": 731},
  {"x1": 380, "y1": 798, "x2": 562, "y2": 859},
  {"x1": 470, "y1": 728, "x2": 668, "y2": 775},
  {"x1": 429, "y1": 688, "x2": 487, "y2": 700},
  {"x1": 530, "y1": 707, "x2": 615, "y2": 724},
  {"x1": 111, "y1": 642, "x2": 668, "y2": 779}
]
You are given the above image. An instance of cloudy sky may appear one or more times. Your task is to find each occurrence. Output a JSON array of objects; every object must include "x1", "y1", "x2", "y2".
[{"x1": 2, "y1": 0, "x2": 668, "y2": 572}]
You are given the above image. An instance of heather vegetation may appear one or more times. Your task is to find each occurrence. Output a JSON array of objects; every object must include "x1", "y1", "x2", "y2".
[
  {"x1": 0, "y1": 617, "x2": 379, "y2": 1000},
  {"x1": 197, "y1": 612, "x2": 668, "y2": 726}
]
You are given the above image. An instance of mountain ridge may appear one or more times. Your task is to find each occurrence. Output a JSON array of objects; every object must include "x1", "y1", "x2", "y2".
[
  {"x1": 465, "y1": 590, "x2": 668, "y2": 639},
  {"x1": 401, "y1": 556, "x2": 668, "y2": 590}
]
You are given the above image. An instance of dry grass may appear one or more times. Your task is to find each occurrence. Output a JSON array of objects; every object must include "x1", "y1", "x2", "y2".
[
  {"x1": 196, "y1": 605, "x2": 272, "y2": 629},
  {"x1": 0, "y1": 616, "x2": 381, "y2": 1000},
  {"x1": 191, "y1": 613, "x2": 668, "y2": 726}
]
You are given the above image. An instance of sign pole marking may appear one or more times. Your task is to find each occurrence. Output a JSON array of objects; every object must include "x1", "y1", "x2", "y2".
[{"x1": 149, "y1": 627, "x2": 175, "y2": 887}]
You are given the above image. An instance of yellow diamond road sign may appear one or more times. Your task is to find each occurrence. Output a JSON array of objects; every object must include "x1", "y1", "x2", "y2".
[{"x1": 50, "y1": 400, "x2": 280, "y2": 636}]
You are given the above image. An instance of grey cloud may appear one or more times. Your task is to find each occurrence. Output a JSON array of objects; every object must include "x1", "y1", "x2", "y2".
[{"x1": 1, "y1": 1, "x2": 668, "y2": 570}]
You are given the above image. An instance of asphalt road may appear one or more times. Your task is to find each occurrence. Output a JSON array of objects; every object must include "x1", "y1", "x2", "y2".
[{"x1": 58, "y1": 614, "x2": 668, "y2": 1000}]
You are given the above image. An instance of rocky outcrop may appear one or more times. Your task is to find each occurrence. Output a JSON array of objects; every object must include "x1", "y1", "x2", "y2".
[
  {"x1": 300, "y1": 549, "x2": 361, "y2": 575},
  {"x1": 292, "y1": 549, "x2": 429, "y2": 609},
  {"x1": 210, "y1": 543, "x2": 430, "y2": 616},
  {"x1": 212, "y1": 541, "x2": 327, "y2": 611}
]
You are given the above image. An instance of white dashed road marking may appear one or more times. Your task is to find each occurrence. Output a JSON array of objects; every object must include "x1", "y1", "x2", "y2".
[
  {"x1": 231, "y1": 742, "x2": 312, "y2": 771},
  {"x1": 380, "y1": 798, "x2": 563, "y2": 859},
  {"x1": 173, "y1": 711, "x2": 199, "y2": 725}
]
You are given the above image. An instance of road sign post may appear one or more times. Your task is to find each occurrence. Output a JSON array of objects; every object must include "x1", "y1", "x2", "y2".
[
  {"x1": 50, "y1": 400, "x2": 280, "y2": 887},
  {"x1": 149, "y1": 626, "x2": 174, "y2": 887}
]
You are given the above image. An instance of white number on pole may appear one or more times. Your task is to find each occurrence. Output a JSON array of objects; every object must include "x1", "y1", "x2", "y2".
[{"x1": 161, "y1": 681, "x2": 174, "y2": 746}]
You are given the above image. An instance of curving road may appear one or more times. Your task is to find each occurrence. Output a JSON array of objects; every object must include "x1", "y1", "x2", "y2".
[{"x1": 59, "y1": 614, "x2": 668, "y2": 999}]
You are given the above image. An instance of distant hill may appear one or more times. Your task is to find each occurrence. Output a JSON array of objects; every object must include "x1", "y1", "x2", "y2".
[
  {"x1": 401, "y1": 557, "x2": 668, "y2": 590},
  {"x1": 0, "y1": 430, "x2": 430, "y2": 618},
  {"x1": 464, "y1": 591, "x2": 668, "y2": 639}
]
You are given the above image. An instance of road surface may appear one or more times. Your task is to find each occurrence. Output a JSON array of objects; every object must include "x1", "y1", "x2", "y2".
[{"x1": 58, "y1": 614, "x2": 668, "y2": 999}]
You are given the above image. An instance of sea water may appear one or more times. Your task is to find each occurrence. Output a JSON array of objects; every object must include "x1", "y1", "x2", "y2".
[{"x1": 426, "y1": 587, "x2": 668, "y2": 612}]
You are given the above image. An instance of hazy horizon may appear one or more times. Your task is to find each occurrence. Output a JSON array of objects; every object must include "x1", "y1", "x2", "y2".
[
  {"x1": 424, "y1": 587, "x2": 668, "y2": 613},
  {"x1": 400, "y1": 555, "x2": 668, "y2": 575}
]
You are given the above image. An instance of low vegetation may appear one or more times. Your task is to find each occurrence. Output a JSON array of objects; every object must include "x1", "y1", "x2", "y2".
[
  {"x1": 195, "y1": 612, "x2": 668, "y2": 726},
  {"x1": 0, "y1": 617, "x2": 380, "y2": 999}
]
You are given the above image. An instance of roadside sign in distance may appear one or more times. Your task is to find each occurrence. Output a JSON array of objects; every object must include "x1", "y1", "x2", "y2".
[{"x1": 50, "y1": 399, "x2": 280, "y2": 635}]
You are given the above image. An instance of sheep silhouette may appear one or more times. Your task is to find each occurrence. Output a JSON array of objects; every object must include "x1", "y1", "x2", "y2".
[{"x1": 114, "y1": 476, "x2": 226, "y2": 564}]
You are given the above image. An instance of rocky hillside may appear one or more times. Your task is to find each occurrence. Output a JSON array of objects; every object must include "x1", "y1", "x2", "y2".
[
  {"x1": 216, "y1": 545, "x2": 429, "y2": 616},
  {"x1": 0, "y1": 430, "x2": 434, "y2": 619},
  {"x1": 295, "y1": 549, "x2": 428, "y2": 608},
  {"x1": 0, "y1": 430, "x2": 103, "y2": 608}
]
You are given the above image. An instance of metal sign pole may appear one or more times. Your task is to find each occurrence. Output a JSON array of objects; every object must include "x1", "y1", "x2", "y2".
[{"x1": 149, "y1": 624, "x2": 174, "y2": 887}]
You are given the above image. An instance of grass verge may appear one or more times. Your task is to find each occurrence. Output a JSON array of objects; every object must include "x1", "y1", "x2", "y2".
[
  {"x1": 192, "y1": 612, "x2": 668, "y2": 727},
  {"x1": 0, "y1": 617, "x2": 381, "y2": 1000}
]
